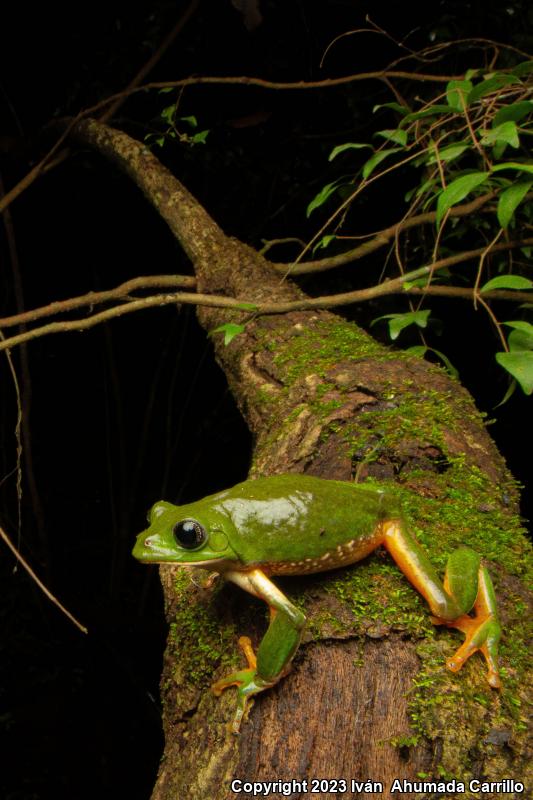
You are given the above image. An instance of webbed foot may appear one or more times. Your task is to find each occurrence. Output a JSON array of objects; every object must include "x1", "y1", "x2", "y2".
[
  {"x1": 211, "y1": 636, "x2": 273, "y2": 733},
  {"x1": 431, "y1": 565, "x2": 501, "y2": 688}
]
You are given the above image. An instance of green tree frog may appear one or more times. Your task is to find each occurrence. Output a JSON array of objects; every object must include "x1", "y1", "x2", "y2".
[{"x1": 133, "y1": 474, "x2": 501, "y2": 733}]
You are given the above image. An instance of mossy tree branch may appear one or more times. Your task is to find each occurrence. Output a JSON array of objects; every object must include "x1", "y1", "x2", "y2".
[{"x1": 60, "y1": 118, "x2": 531, "y2": 800}]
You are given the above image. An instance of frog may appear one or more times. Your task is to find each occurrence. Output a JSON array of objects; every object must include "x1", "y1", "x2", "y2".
[{"x1": 132, "y1": 474, "x2": 501, "y2": 733}]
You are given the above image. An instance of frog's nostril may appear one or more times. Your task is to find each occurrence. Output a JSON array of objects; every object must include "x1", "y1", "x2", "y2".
[{"x1": 144, "y1": 537, "x2": 154, "y2": 548}]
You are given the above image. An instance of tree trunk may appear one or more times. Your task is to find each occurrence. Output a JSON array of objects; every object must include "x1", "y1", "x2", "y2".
[{"x1": 74, "y1": 119, "x2": 531, "y2": 800}]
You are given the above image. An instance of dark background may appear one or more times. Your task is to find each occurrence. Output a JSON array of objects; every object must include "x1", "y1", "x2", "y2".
[{"x1": 1, "y1": 2, "x2": 531, "y2": 798}]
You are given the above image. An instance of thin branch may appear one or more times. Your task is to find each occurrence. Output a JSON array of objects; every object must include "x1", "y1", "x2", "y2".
[
  {"x1": 271, "y1": 192, "x2": 495, "y2": 274},
  {"x1": 0, "y1": 67, "x2": 465, "y2": 217},
  {"x1": 0, "y1": 112, "x2": 88, "y2": 214},
  {"x1": 476, "y1": 293, "x2": 509, "y2": 351},
  {"x1": 97, "y1": 70, "x2": 462, "y2": 106},
  {"x1": 1, "y1": 32, "x2": 526, "y2": 218},
  {"x1": 277, "y1": 148, "x2": 426, "y2": 279},
  {"x1": 0, "y1": 521, "x2": 88, "y2": 634},
  {"x1": 0, "y1": 292, "x2": 245, "y2": 353},
  {"x1": 392, "y1": 285, "x2": 530, "y2": 302},
  {"x1": 0, "y1": 275, "x2": 196, "y2": 328},
  {"x1": 0, "y1": 238, "x2": 531, "y2": 354},
  {"x1": 386, "y1": 37, "x2": 533, "y2": 70},
  {"x1": 473, "y1": 228, "x2": 504, "y2": 308}
]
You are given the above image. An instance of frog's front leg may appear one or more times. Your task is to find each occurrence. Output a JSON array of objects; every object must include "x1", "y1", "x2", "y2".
[
  {"x1": 382, "y1": 520, "x2": 501, "y2": 688},
  {"x1": 211, "y1": 568, "x2": 306, "y2": 733}
]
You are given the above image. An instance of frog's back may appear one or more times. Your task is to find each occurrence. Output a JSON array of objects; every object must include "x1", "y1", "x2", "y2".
[{"x1": 216, "y1": 474, "x2": 399, "y2": 574}]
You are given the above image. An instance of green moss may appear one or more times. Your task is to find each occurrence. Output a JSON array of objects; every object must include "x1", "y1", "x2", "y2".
[
  {"x1": 268, "y1": 318, "x2": 387, "y2": 383},
  {"x1": 219, "y1": 315, "x2": 530, "y2": 771},
  {"x1": 168, "y1": 572, "x2": 238, "y2": 687}
]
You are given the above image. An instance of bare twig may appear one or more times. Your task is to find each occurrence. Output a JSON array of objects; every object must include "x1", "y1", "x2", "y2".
[
  {"x1": 271, "y1": 192, "x2": 495, "y2": 274},
  {"x1": 0, "y1": 237, "x2": 531, "y2": 354},
  {"x1": 0, "y1": 68, "x2": 462, "y2": 218},
  {"x1": 0, "y1": 521, "x2": 88, "y2": 634},
  {"x1": 0, "y1": 275, "x2": 196, "y2": 328}
]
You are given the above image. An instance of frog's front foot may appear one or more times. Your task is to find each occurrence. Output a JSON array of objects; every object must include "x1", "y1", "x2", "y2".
[{"x1": 211, "y1": 636, "x2": 274, "y2": 734}]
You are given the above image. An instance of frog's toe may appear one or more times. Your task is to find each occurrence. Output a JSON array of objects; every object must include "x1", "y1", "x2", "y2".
[
  {"x1": 440, "y1": 613, "x2": 501, "y2": 689},
  {"x1": 211, "y1": 667, "x2": 255, "y2": 697},
  {"x1": 212, "y1": 667, "x2": 273, "y2": 733}
]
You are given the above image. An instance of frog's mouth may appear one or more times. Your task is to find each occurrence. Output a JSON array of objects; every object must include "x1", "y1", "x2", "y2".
[{"x1": 133, "y1": 541, "x2": 227, "y2": 565}]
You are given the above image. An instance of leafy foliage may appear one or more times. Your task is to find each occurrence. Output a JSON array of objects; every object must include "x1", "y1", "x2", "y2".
[
  {"x1": 309, "y1": 60, "x2": 533, "y2": 397},
  {"x1": 145, "y1": 101, "x2": 210, "y2": 149}
]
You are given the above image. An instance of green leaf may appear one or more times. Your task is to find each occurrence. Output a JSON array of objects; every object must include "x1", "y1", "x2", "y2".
[
  {"x1": 495, "y1": 351, "x2": 533, "y2": 395},
  {"x1": 497, "y1": 180, "x2": 533, "y2": 228},
  {"x1": 373, "y1": 102, "x2": 409, "y2": 115},
  {"x1": 399, "y1": 105, "x2": 452, "y2": 126},
  {"x1": 504, "y1": 320, "x2": 533, "y2": 335},
  {"x1": 158, "y1": 87, "x2": 174, "y2": 94},
  {"x1": 374, "y1": 129, "x2": 408, "y2": 146},
  {"x1": 191, "y1": 130, "x2": 209, "y2": 145},
  {"x1": 372, "y1": 310, "x2": 431, "y2": 341},
  {"x1": 406, "y1": 175, "x2": 438, "y2": 202},
  {"x1": 481, "y1": 121, "x2": 520, "y2": 149},
  {"x1": 402, "y1": 277, "x2": 432, "y2": 289},
  {"x1": 513, "y1": 60, "x2": 533, "y2": 77},
  {"x1": 491, "y1": 140, "x2": 508, "y2": 160},
  {"x1": 362, "y1": 148, "x2": 402, "y2": 180},
  {"x1": 210, "y1": 323, "x2": 246, "y2": 346},
  {"x1": 480, "y1": 275, "x2": 533, "y2": 292},
  {"x1": 436, "y1": 172, "x2": 489, "y2": 227},
  {"x1": 508, "y1": 328, "x2": 533, "y2": 352},
  {"x1": 306, "y1": 181, "x2": 341, "y2": 217},
  {"x1": 494, "y1": 100, "x2": 533, "y2": 126},
  {"x1": 328, "y1": 143, "x2": 372, "y2": 161},
  {"x1": 181, "y1": 115, "x2": 198, "y2": 127},
  {"x1": 405, "y1": 345, "x2": 458, "y2": 378},
  {"x1": 313, "y1": 235, "x2": 336, "y2": 253},
  {"x1": 446, "y1": 80, "x2": 473, "y2": 111},
  {"x1": 426, "y1": 143, "x2": 469, "y2": 164},
  {"x1": 468, "y1": 74, "x2": 520, "y2": 104},
  {"x1": 503, "y1": 321, "x2": 533, "y2": 353},
  {"x1": 492, "y1": 162, "x2": 533, "y2": 175},
  {"x1": 144, "y1": 133, "x2": 166, "y2": 148},
  {"x1": 495, "y1": 379, "x2": 517, "y2": 407},
  {"x1": 160, "y1": 104, "x2": 176, "y2": 123}
]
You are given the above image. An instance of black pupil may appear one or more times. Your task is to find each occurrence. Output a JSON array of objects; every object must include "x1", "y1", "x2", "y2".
[{"x1": 173, "y1": 519, "x2": 205, "y2": 549}]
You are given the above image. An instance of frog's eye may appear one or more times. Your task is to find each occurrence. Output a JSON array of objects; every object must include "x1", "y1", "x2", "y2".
[{"x1": 173, "y1": 519, "x2": 207, "y2": 550}]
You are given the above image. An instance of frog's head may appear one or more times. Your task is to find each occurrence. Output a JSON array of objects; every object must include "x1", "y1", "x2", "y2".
[{"x1": 132, "y1": 500, "x2": 239, "y2": 569}]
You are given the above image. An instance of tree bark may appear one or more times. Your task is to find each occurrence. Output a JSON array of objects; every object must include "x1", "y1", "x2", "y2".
[{"x1": 73, "y1": 119, "x2": 532, "y2": 800}]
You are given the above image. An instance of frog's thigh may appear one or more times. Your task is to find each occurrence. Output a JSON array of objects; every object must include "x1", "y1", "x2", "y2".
[{"x1": 382, "y1": 520, "x2": 464, "y2": 620}]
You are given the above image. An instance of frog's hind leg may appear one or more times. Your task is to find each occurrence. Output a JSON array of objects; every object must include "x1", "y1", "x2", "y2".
[
  {"x1": 382, "y1": 520, "x2": 501, "y2": 688},
  {"x1": 434, "y1": 563, "x2": 501, "y2": 688}
]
